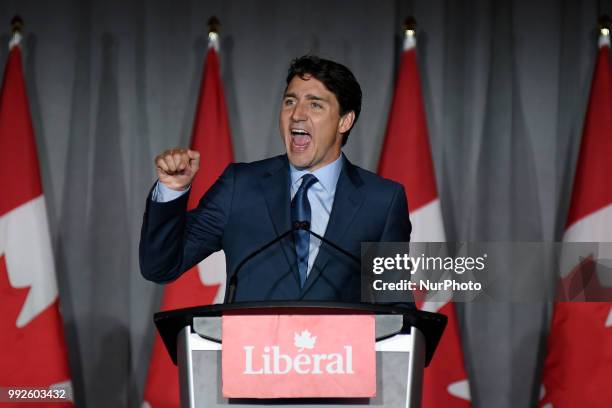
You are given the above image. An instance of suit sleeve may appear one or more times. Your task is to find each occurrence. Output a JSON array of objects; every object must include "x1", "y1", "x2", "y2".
[
  {"x1": 139, "y1": 164, "x2": 235, "y2": 283},
  {"x1": 380, "y1": 183, "x2": 412, "y2": 242}
]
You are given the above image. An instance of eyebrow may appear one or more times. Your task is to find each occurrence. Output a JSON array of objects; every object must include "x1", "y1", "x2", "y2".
[{"x1": 283, "y1": 92, "x2": 328, "y2": 102}]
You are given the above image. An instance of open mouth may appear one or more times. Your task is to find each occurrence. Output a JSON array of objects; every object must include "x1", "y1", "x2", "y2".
[{"x1": 290, "y1": 128, "x2": 311, "y2": 150}]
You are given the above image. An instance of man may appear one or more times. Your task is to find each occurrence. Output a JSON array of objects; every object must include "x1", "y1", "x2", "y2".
[{"x1": 140, "y1": 55, "x2": 412, "y2": 302}]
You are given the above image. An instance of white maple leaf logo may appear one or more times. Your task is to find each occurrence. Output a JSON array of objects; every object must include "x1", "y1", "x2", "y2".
[{"x1": 294, "y1": 330, "x2": 317, "y2": 351}]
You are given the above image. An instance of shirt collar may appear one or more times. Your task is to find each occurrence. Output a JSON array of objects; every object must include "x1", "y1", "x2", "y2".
[{"x1": 289, "y1": 154, "x2": 344, "y2": 194}]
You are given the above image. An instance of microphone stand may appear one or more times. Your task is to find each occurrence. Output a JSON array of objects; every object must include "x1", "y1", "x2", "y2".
[{"x1": 224, "y1": 221, "x2": 360, "y2": 304}]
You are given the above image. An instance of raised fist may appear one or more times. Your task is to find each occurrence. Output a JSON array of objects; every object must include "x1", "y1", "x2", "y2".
[{"x1": 155, "y1": 148, "x2": 200, "y2": 191}]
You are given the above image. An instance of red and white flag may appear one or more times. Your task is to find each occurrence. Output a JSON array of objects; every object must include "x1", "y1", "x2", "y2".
[
  {"x1": 539, "y1": 31, "x2": 612, "y2": 408},
  {"x1": 0, "y1": 32, "x2": 72, "y2": 403},
  {"x1": 378, "y1": 30, "x2": 471, "y2": 406},
  {"x1": 142, "y1": 32, "x2": 234, "y2": 407}
]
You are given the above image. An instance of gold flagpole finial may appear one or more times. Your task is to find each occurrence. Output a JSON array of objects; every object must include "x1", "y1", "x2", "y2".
[
  {"x1": 10, "y1": 15, "x2": 24, "y2": 48},
  {"x1": 403, "y1": 16, "x2": 417, "y2": 38},
  {"x1": 599, "y1": 15, "x2": 611, "y2": 36},
  {"x1": 402, "y1": 17, "x2": 417, "y2": 50},
  {"x1": 207, "y1": 16, "x2": 221, "y2": 51},
  {"x1": 208, "y1": 16, "x2": 221, "y2": 35},
  {"x1": 11, "y1": 15, "x2": 24, "y2": 35}
]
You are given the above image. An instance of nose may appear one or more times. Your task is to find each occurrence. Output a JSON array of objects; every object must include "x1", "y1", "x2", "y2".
[{"x1": 290, "y1": 101, "x2": 307, "y2": 122}]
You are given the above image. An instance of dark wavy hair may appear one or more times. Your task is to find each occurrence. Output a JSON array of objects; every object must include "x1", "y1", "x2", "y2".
[{"x1": 286, "y1": 55, "x2": 362, "y2": 146}]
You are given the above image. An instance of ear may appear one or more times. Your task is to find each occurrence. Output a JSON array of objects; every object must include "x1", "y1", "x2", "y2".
[{"x1": 338, "y1": 111, "x2": 355, "y2": 134}]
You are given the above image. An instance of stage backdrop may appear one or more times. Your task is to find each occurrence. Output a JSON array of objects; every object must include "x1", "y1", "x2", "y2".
[{"x1": 0, "y1": 0, "x2": 609, "y2": 406}]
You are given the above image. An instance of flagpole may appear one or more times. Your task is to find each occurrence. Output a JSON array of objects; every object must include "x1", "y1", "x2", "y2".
[
  {"x1": 540, "y1": 14, "x2": 612, "y2": 406},
  {"x1": 208, "y1": 16, "x2": 220, "y2": 51},
  {"x1": 0, "y1": 11, "x2": 73, "y2": 398},
  {"x1": 143, "y1": 14, "x2": 234, "y2": 407},
  {"x1": 10, "y1": 15, "x2": 23, "y2": 48}
]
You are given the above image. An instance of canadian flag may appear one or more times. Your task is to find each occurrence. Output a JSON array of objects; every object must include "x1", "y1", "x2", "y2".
[
  {"x1": 0, "y1": 32, "x2": 72, "y2": 403},
  {"x1": 142, "y1": 32, "x2": 234, "y2": 407},
  {"x1": 377, "y1": 30, "x2": 471, "y2": 405},
  {"x1": 539, "y1": 32, "x2": 612, "y2": 407}
]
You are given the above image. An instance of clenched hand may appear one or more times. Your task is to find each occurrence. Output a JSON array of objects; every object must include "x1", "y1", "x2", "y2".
[{"x1": 155, "y1": 148, "x2": 200, "y2": 191}]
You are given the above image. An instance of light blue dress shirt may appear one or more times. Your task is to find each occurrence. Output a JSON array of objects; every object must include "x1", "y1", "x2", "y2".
[
  {"x1": 152, "y1": 154, "x2": 344, "y2": 277},
  {"x1": 151, "y1": 182, "x2": 190, "y2": 202},
  {"x1": 289, "y1": 154, "x2": 343, "y2": 276}
]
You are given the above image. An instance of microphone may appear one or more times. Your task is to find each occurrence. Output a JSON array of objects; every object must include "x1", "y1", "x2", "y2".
[
  {"x1": 298, "y1": 222, "x2": 415, "y2": 309},
  {"x1": 295, "y1": 221, "x2": 360, "y2": 265},
  {"x1": 224, "y1": 226, "x2": 296, "y2": 304},
  {"x1": 224, "y1": 221, "x2": 360, "y2": 304}
]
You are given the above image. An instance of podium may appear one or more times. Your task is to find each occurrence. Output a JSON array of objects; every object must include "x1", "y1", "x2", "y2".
[{"x1": 154, "y1": 302, "x2": 446, "y2": 408}]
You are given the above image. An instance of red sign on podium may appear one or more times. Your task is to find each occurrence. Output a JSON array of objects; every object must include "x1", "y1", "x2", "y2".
[{"x1": 221, "y1": 314, "x2": 376, "y2": 398}]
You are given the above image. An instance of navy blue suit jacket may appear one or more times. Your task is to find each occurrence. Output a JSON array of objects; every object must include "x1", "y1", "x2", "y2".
[{"x1": 139, "y1": 155, "x2": 412, "y2": 302}]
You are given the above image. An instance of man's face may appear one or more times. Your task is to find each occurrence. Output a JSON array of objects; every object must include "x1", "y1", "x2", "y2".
[{"x1": 279, "y1": 74, "x2": 354, "y2": 171}]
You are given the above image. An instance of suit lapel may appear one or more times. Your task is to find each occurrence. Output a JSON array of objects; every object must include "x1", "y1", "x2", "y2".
[
  {"x1": 301, "y1": 157, "x2": 365, "y2": 296},
  {"x1": 259, "y1": 156, "x2": 299, "y2": 283}
]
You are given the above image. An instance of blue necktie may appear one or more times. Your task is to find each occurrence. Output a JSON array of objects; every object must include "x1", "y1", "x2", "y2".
[{"x1": 291, "y1": 174, "x2": 318, "y2": 287}]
